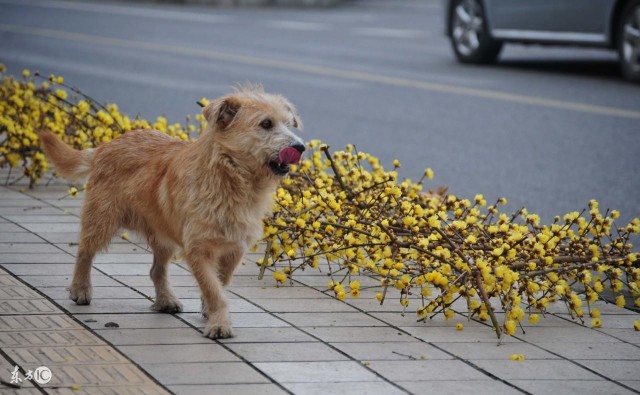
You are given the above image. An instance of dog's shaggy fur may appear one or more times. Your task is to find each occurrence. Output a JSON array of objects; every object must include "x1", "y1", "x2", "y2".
[{"x1": 40, "y1": 86, "x2": 304, "y2": 338}]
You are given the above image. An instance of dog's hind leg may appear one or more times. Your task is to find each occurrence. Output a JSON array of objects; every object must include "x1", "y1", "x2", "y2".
[
  {"x1": 149, "y1": 241, "x2": 183, "y2": 313},
  {"x1": 185, "y1": 243, "x2": 233, "y2": 339},
  {"x1": 217, "y1": 246, "x2": 243, "y2": 287},
  {"x1": 70, "y1": 199, "x2": 119, "y2": 305}
]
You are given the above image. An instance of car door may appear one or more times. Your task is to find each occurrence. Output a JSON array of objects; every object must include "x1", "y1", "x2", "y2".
[{"x1": 487, "y1": 0, "x2": 557, "y2": 32}]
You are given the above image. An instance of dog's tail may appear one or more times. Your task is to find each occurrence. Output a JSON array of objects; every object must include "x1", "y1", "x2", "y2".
[{"x1": 39, "y1": 131, "x2": 94, "y2": 182}]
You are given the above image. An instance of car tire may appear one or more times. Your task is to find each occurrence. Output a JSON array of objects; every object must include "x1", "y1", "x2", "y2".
[
  {"x1": 618, "y1": 0, "x2": 640, "y2": 82},
  {"x1": 450, "y1": 0, "x2": 502, "y2": 64}
]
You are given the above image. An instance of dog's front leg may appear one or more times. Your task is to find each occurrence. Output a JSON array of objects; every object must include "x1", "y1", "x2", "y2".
[{"x1": 185, "y1": 245, "x2": 233, "y2": 339}]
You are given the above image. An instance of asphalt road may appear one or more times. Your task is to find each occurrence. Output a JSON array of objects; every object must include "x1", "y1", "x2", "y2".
[{"x1": 1, "y1": 0, "x2": 639, "y2": 226}]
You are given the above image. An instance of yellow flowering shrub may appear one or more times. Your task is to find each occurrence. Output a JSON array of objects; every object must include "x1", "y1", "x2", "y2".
[
  {"x1": 0, "y1": 66, "x2": 206, "y2": 186},
  {"x1": 2, "y1": 68, "x2": 638, "y2": 338},
  {"x1": 260, "y1": 142, "x2": 640, "y2": 338}
]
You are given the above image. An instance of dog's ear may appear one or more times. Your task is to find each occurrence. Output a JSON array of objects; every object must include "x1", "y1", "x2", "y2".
[
  {"x1": 292, "y1": 114, "x2": 303, "y2": 131},
  {"x1": 203, "y1": 98, "x2": 241, "y2": 130}
]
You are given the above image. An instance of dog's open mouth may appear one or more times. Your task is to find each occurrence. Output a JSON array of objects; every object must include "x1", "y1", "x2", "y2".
[{"x1": 269, "y1": 146, "x2": 303, "y2": 176}]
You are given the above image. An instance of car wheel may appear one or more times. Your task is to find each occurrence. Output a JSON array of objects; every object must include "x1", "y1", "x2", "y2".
[
  {"x1": 618, "y1": 0, "x2": 640, "y2": 82},
  {"x1": 450, "y1": 0, "x2": 502, "y2": 64}
]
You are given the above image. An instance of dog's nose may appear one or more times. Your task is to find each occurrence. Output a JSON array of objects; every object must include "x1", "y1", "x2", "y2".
[{"x1": 291, "y1": 144, "x2": 306, "y2": 153}]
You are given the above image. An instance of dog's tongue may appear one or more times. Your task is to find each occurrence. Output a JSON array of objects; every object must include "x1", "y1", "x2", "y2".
[{"x1": 278, "y1": 147, "x2": 301, "y2": 165}]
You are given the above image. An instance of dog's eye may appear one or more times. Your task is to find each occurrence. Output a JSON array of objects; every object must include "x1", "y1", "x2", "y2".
[{"x1": 260, "y1": 119, "x2": 273, "y2": 130}]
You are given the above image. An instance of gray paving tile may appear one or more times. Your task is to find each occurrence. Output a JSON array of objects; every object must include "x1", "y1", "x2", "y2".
[
  {"x1": 230, "y1": 285, "x2": 331, "y2": 299},
  {"x1": 3, "y1": 345, "x2": 129, "y2": 366},
  {"x1": 578, "y1": 360, "x2": 640, "y2": 381},
  {"x1": 179, "y1": 298, "x2": 265, "y2": 314},
  {"x1": 227, "y1": 342, "x2": 348, "y2": 362},
  {"x1": 2, "y1": 263, "x2": 74, "y2": 276},
  {"x1": 368, "y1": 359, "x2": 490, "y2": 381},
  {"x1": 114, "y1": 275, "x2": 197, "y2": 287},
  {"x1": 119, "y1": 344, "x2": 240, "y2": 364},
  {"x1": 229, "y1": 275, "x2": 294, "y2": 287},
  {"x1": 39, "y1": 286, "x2": 145, "y2": 300},
  {"x1": 0, "y1": 206, "x2": 67, "y2": 216},
  {"x1": 305, "y1": 326, "x2": 415, "y2": 343},
  {"x1": 399, "y1": 380, "x2": 522, "y2": 395},
  {"x1": 95, "y1": 328, "x2": 211, "y2": 345},
  {"x1": 433, "y1": 342, "x2": 560, "y2": 360},
  {"x1": 535, "y1": 341, "x2": 640, "y2": 360},
  {"x1": 57, "y1": 298, "x2": 156, "y2": 314},
  {"x1": 284, "y1": 381, "x2": 406, "y2": 395},
  {"x1": 0, "y1": 329, "x2": 103, "y2": 347},
  {"x1": 76, "y1": 313, "x2": 187, "y2": 329},
  {"x1": 142, "y1": 362, "x2": 269, "y2": 385},
  {"x1": 136, "y1": 286, "x2": 209, "y2": 299},
  {"x1": 218, "y1": 327, "x2": 316, "y2": 343},
  {"x1": 0, "y1": 243, "x2": 62, "y2": 254},
  {"x1": 95, "y1": 263, "x2": 190, "y2": 275},
  {"x1": 252, "y1": 298, "x2": 358, "y2": 313},
  {"x1": 0, "y1": 232, "x2": 44, "y2": 243},
  {"x1": 0, "y1": 223, "x2": 28, "y2": 232},
  {"x1": 57, "y1": 243, "x2": 150, "y2": 254},
  {"x1": 620, "y1": 381, "x2": 640, "y2": 391},
  {"x1": 179, "y1": 312, "x2": 290, "y2": 329},
  {"x1": 510, "y1": 379, "x2": 635, "y2": 395},
  {"x1": 598, "y1": 329, "x2": 640, "y2": 344},
  {"x1": 253, "y1": 361, "x2": 382, "y2": 383},
  {"x1": 471, "y1": 359, "x2": 601, "y2": 380},
  {"x1": 3, "y1": 215, "x2": 79, "y2": 223},
  {"x1": 510, "y1": 326, "x2": 626, "y2": 343},
  {"x1": 19, "y1": 223, "x2": 80, "y2": 233},
  {"x1": 275, "y1": 312, "x2": 387, "y2": 327},
  {"x1": 0, "y1": 254, "x2": 75, "y2": 264},
  {"x1": 19, "y1": 274, "x2": 122, "y2": 287},
  {"x1": 331, "y1": 341, "x2": 452, "y2": 361},
  {"x1": 400, "y1": 325, "x2": 519, "y2": 343},
  {"x1": 0, "y1": 315, "x2": 80, "y2": 331},
  {"x1": 169, "y1": 384, "x2": 287, "y2": 395}
]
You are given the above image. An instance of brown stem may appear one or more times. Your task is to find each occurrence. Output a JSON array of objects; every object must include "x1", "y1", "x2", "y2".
[{"x1": 475, "y1": 270, "x2": 501, "y2": 339}]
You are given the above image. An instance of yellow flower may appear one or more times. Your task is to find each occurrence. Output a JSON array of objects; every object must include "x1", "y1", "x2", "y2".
[
  {"x1": 527, "y1": 314, "x2": 540, "y2": 324},
  {"x1": 349, "y1": 280, "x2": 360, "y2": 290},
  {"x1": 400, "y1": 299, "x2": 409, "y2": 307},
  {"x1": 424, "y1": 168, "x2": 434, "y2": 180},
  {"x1": 589, "y1": 309, "x2": 600, "y2": 318},
  {"x1": 456, "y1": 323, "x2": 463, "y2": 331},
  {"x1": 591, "y1": 318, "x2": 602, "y2": 328},
  {"x1": 272, "y1": 270, "x2": 287, "y2": 283},
  {"x1": 392, "y1": 159, "x2": 400, "y2": 167},
  {"x1": 615, "y1": 295, "x2": 626, "y2": 308},
  {"x1": 120, "y1": 232, "x2": 129, "y2": 241},
  {"x1": 375, "y1": 292, "x2": 384, "y2": 302},
  {"x1": 634, "y1": 320, "x2": 640, "y2": 331},
  {"x1": 505, "y1": 320, "x2": 516, "y2": 335},
  {"x1": 22, "y1": 69, "x2": 30, "y2": 78},
  {"x1": 55, "y1": 89, "x2": 68, "y2": 100},
  {"x1": 509, "y1": 354, "x2": 525, "y2": 361},
  {"x1": 68, "y1": 186, "x2": 79, "y2": 197}
]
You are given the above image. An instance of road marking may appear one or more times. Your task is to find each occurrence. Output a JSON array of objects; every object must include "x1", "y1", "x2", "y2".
[
  {"x1": 0, "y1": 0, "x2": 231, "y2": 23},
  {"x1": 265, "y1": 20, "x2": 330, "y2": 31},
  {"x1": 1, "y1": 23, "x2": 639, "y2": 120},
  {"x1": 352, "y1": 27, "x2": 426, "y2": 39}
]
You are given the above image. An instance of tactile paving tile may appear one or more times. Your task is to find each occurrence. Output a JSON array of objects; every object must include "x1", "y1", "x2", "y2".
[
  {"x1": 0, "y1": 267, "x2": 169, "y2": 394},
  {"x1": 4, "y1": 345, "x2": 130, "y2": 366},
  {"x1": 40, "y1": 364, "x2": 155, "y2": 387},
  {"x1": 0, "y1": 315, "x2": 79, "y2": 331},
  {"x1": 0, "y1": 329, "x2": 104, "y2": 347},
  {"x1": 0, "y1": 286, "x2": 43, "y2": 299},
  {"x1": 0, "y1": 299, "x2": 59, "y2": 314},
  {"x1": 0, "y1": 275, "x2": 24, "y2": 286}
]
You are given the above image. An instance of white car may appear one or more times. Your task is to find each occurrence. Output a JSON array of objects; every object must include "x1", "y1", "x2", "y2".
[{"x1": 445, "y1": 0, "x2": 640, "y2": 82}]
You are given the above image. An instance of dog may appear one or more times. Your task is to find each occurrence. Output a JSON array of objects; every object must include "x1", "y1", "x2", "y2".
[{"x1": 39, "y1": 85, "x2": 305, "y2": 338}]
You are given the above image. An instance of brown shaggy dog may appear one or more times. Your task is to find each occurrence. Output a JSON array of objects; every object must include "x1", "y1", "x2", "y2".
[{"x1": 40, "y1": 86, "x2": 304, "y2": 338}]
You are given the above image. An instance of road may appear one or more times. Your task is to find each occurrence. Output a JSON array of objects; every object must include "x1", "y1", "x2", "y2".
[{"x1": 1, "y1": 0, "x2": 639, "y2": 226}]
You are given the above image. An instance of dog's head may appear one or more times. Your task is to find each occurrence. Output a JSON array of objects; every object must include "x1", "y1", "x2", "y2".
[{"x1": 202, "y1": 85, "x2": 305, "y2": 177}]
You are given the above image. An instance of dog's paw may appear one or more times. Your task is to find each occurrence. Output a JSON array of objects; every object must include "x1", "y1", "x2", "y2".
[
  {"x1": 69, "y1": 283, "x2": 92, "y2": 305},
  {"x1": 203, "y1": 322, "x2": 234, "y2": 339},
  {"x1": 151, "y1": 297, "x2": 184, "y2": 313}
]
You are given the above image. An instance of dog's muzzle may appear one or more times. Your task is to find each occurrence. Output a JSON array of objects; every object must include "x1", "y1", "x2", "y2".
[{"x1": 269, "y1": 144, "x2": 305, "y2": 176}]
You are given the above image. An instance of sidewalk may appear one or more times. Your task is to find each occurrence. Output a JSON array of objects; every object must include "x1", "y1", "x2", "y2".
[{"x1": 0, "y1": 170, "x2": 638, "y2": 395}]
